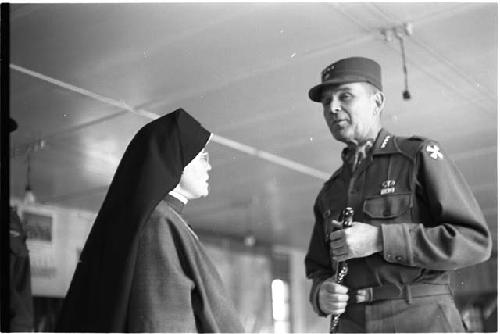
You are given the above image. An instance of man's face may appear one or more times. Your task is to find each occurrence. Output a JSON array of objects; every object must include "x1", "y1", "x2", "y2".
[
  {"x1": 179, "y1": 148, "x2": 212, "y2": 199},
  {"x1": 321, "y1": 82, "x2": 382, "y2": 145}
]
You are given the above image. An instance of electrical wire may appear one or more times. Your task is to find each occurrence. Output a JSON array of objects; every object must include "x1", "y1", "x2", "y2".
[{"x1": 331, "y1": 3, "x2": 495, "y2": 115}]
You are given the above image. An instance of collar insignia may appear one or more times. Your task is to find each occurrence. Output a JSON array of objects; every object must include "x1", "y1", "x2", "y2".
[{"x1": 380, "y1": 135, "x2": 391, "y2": 149}]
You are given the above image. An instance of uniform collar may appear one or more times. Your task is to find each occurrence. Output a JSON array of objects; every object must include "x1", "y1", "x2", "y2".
[
  {"x1": 341, "y1": 133, "x2": 378, "y2": 164},
  {"x1": 372, "y1": 128, "x2": 400, "y2": 155}
]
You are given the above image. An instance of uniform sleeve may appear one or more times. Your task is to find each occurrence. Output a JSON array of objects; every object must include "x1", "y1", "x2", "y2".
[
  {"x1": 305, "y1": 200, "x2": 333, "y2": 316},
  {"x1": 381, "y1": 141, "x2": 492, "y2": 270}
]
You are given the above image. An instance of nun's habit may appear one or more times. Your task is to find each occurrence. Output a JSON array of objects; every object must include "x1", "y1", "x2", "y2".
[{"x1": 56, "y1": 109, "x2": 244, "y2": 333}]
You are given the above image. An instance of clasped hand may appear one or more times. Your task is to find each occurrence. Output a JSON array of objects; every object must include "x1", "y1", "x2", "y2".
[
  {"x1": 329, "y1": 221, "x2": 382, "y2": 262},
  {"x1": 318, "y1": 278, "x2": 373, "y2": 315},
  {"x1": 318, "y1": 278, "x2": 348, "y2": 315}
]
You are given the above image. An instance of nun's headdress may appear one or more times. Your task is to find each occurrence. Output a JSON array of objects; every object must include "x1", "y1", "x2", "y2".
[{"x1": 57, "y1": 108, "x2": 211, "y2": 332}]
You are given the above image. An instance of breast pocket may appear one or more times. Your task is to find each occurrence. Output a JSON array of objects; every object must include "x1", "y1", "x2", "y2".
[{"x1": 363, "y1": 192, "x2": 412, "y2": 220}]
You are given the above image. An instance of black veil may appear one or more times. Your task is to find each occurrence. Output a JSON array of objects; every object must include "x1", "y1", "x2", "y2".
[{"x1": 56, "y1": 108, "x2": 210, "y2": 332}]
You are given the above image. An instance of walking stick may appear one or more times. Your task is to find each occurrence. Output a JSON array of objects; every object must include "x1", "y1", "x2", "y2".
[{"x1": 329, "y1": 207, "x2": 354, "y2": 333}]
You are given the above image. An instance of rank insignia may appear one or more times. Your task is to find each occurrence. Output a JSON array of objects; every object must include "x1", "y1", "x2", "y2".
[
  {"x1": 426, "y1": 144, "x2": 443, "y2": 160},
  {"x1": 322, "y1": 64, "x2": 335, "y2": 80},
  {"x1": 380, "y1": 135, "x2": 391, "y2": 149},
  {"x1": 380, "y1": 179, "x2": 396, "y2": 195}
]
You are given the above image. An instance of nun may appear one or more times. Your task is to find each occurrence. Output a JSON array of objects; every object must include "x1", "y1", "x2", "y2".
[{"x1": 56, "y1": 109, "x2": 244, "y2": 333}]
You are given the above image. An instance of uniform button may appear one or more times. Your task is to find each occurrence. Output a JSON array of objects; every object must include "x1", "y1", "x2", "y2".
[{"x1": 395, "y1": 255, "x2": 403, "y2": 261}]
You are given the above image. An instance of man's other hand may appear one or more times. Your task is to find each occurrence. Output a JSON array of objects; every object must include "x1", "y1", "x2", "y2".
[{"x1": 318, "y1": 278, "x2": 349, "y2": 315}]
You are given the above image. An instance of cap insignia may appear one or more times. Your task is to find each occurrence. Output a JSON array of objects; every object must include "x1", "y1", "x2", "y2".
[{"x1": 322, "y1": 64, "x2": 335, "y2": 81}]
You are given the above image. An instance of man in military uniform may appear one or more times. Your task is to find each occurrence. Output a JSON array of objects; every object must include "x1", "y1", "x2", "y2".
[{"x1": 304, "y1": 57, "x2": 492, "y2": 332}]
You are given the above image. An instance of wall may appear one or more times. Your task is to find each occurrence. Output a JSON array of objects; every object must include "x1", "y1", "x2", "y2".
[
  {"x1": 11, "y1": 198, "x2": 95, "y2": 298},
  {"x1": 10, "y1": 199, "x2": 278, "y2": 332}
]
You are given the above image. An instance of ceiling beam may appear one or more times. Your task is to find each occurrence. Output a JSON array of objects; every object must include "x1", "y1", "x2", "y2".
[{"x1": 11, "y1": 63, "x2": 330, "y2": 180}]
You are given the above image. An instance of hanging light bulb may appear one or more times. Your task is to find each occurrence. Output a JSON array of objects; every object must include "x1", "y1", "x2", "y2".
[
  {"x1": 381, "y1": 22, "x2": 414, "y2": 100},
  {"x1": 397, "y1": 34, "x2": 411, "y2": 100},
  {"x1": 23, "y1": 153, "x2": 36, "y2": 204},
  {"x1": 244, "y1": 230, "x2": 256, "y2": 247},
  {"x1": 24, "y1": 185, "x2": 36, "y2": 204}
]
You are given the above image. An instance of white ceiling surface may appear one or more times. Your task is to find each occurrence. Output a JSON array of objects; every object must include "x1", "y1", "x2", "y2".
[{"x1": 9, "y1": 3, "x2": 498, "y2": 249}]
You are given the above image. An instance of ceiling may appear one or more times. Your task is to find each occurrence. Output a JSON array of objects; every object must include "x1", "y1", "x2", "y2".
[{"x1": 8, "y1": 2, "x2": 498, "y2": 251}]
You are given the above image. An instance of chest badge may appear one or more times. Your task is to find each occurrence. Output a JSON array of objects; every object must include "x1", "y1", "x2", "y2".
[
  {"x1": 426, "y1": 144, "x2": 443, "y2": 160},
  {"x1": 380, "y1": 179, "x2": 396, "y2": 195}
]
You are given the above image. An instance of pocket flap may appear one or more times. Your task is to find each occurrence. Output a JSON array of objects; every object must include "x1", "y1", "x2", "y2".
[{"x1": 363, "y1": 193, "x2": 412, "y2": 219}]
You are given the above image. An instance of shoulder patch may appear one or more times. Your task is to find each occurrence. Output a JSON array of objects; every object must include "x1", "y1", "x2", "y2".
[{"x1": 426, "y1": 143, "x2": 444, "y2": 160}]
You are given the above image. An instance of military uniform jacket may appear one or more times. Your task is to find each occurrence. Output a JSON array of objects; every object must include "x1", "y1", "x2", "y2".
[{"x1": 305, "y1": 128, "x2": 491, "y2": 315}]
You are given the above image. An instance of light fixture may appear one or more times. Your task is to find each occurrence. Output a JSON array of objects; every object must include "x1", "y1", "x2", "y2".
[
  {"x1": 23, "y1": 153, "x2": 36, "y2": 204},
  {"x1": 381, "y1": 22, "x2": 414, "y2": 100},
  {"x1": 11, "y1": 138, "x2": 45, "y2": 203},
  {"x1": 244, "y1": 231, "x2": 256, "y2": 247}
]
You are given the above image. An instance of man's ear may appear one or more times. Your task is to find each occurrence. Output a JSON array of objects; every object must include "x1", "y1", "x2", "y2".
[{"x1": 374, "y1": 91, "x2": 385, "y2": 112}]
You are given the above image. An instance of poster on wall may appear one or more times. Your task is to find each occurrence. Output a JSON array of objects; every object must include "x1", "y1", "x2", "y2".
[
  {"x1": 21, "y1": 207, "x2": 57, "y2": 279},
  {"x1": 11, "y1": 199, "x2": 96, "y2": 297}
]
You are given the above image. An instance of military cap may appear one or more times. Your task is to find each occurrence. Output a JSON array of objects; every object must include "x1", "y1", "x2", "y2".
[{"x1": 309, "y1": 56, "x2": 383, "y2": 102}]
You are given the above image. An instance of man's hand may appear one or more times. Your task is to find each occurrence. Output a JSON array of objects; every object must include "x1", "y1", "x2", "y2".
[
  {"x1": 318, "y1": 278, "x2": 349, "y2": 315},
  {"x1": 330, "y1": 222, "x2": 382, "y2": 261}
]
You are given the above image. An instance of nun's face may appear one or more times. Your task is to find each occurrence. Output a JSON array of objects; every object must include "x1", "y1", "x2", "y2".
[{"x1": 179, "y1": 148, "x2": 212, "y2": 199}]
